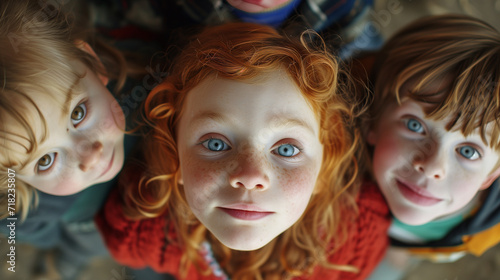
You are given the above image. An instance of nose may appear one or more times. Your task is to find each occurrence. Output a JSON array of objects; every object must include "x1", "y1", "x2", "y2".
[
  {"x1": 412, "y1": 147, "x2": 446, "y2": 179},
  {"x1": 78, "y1": 141, "x2": 103, "y2": 172},
  {"x1": 229, "y1": 154, "x2": 270, "y2": 190}
]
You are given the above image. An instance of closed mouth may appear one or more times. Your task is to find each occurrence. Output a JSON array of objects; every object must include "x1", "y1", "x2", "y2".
[
  {"x1": 396, "y1": 180, "x2": 442, "y2": 206},
  {"x1": 98, "y1": 150, "x2": 115, "y2": 178},
  {"x1": 218, "y1": 207, "x2": 274, "y2": 221},
  {"x1": 241, "y1": 0, "x2": 264, "y2": 6}
]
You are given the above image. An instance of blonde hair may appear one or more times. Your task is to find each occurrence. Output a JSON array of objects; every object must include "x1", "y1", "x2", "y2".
[
  {"x1": 0, "y1": 0, "x2": 127, "y2": 220},
  {"x1": 123, "y1": 22, "x2": 364, "y2": 279},
  {"x1": 371, "y1": 14, "x2": 500, "y2": 151}
]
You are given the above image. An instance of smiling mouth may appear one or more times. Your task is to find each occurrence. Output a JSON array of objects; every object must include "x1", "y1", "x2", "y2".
[
  {"x1": 98, "y1": 150, "x2": 115, "y2": 178},
  {"x1": 396, "y1": 180, "x2": 443, "y2": 206},
  {"x1": 218, "y1": 207, "x2": 274, "y2": 221}
]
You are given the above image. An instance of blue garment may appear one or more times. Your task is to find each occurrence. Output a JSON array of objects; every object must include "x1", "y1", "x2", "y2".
[
  {"x1": 154, "y1": 0, "x2": 372, "y2": 32},
  {"x1": 230, "y1": 0, "x2": 302, "y2": 27}
]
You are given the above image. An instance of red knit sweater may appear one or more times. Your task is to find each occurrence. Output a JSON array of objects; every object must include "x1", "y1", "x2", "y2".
[{"x1": 96, "y1": 181, "x2": 389, "y2": 280}]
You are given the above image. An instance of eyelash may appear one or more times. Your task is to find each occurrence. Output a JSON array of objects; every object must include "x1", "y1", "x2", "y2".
[
  {"x1": 456, "y1": 145, "x2": 482, "y2": 161},
  {"x1": 71, "y1": 100, "x2": 90, "y2": 127},
  {"x1": 35, "y1": 100, "x2": 89, "y2": 174},
  {"x1": 271, "y1": 142, "x2": 303, "y2": 159},
  {"x1": 404, "y1": 117, "x2": 425, "y2": 134},
  {"x1": 36, "y1": 153, "x2": 57, "y2": 173},
  {"x1": 198, "y1": 136, "x2": 303, "y2": 159},
  {"x1": 200, "y1": 137, "x2": 231, "y2": 152}
]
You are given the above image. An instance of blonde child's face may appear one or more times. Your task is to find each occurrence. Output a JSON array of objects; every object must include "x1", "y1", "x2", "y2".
[
  {"x1": 177, "y1": 71, "x2": 323, "y2": 251},
  {"x1": 226, "y1": 0, "x2": 292, "y2": 12},
  {"x1": 368, "y1": 97, "x2": 500, "y2": 226},
  {"x1": 14, "y1": 63, "x2": 125, "y2": 196}
]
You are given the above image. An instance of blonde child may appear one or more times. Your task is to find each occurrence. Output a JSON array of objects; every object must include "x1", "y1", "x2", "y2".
[
  {"x1": 364, "y1": 14, "x2": 500, "y2": 277},
  {"x1": 0, "y1": 0, "x2": 136, "y2": 278},
  {"x1": 96, "y1": 22, "x2": 390, "y2": 280}
]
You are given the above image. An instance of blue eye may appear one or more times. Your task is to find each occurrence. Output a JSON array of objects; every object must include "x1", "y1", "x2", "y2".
[
  {"x1": 274, "y1": 144, "x2": 300, "y2": 157},
  {"x1": 71, "y1": 103, "x2": 87, "y2": 126},
  {"x1": 202, "y1": 138, "x2": 230, "y2": 151},
  {"x1": 406, "y1": 118, "x2": 424, "y2": 133},
  {"x1": 458, "y1": 146, "x2": 480, "y2": 160},
  {"x1": 37, "y1": 152, "x2": 56, "y2": 172}
]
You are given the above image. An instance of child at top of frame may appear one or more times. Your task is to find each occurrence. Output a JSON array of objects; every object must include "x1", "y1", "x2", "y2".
[
  {"x1": 0, "y1": 0, "x2": 136, "y2": 278},
  {"x1": 96, "y1": 22, "x2": 390, "y2": 280},
  {"x1": 159, "y1": 0, "x2": 371, "y2": 30},
  {"x1": 366, "y1": 14, "x2": 500, "y2": 261},
  {"x1": 97, "y1": 0, "x2": 379, "y2": 59}
]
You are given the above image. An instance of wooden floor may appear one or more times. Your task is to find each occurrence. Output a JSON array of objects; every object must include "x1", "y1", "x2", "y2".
[
  {"x1": 1, "y1": 236, "x2": 500, "y2": 279},
  {"x1": 403, "y1": 243, "x2": 500, "y2": 280}
]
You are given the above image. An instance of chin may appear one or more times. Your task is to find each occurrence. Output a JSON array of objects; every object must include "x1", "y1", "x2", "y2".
[
  {"x1": 214, "y1": 231, "x2": 275, "y2": 251},
  {"x1": 43, "y1": 184, "x2": 89, "y2": 196},
  {"x1": 220, "y1": 239, "x2": 269, "y2": 251},
  {"x1": 392, "y1": 208, "x2": 436, "y2": 226}
]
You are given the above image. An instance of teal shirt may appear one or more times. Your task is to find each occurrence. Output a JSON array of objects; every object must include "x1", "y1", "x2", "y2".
[
  {"x1": 0, "y1": 133, "x2": 138, "y2": 248},
  {"x1": 62, "y1": 133, "x2": 137, "y2": 223},
  {"x1": 391, "y1": 215, "x2": 465, "y2": 242}
]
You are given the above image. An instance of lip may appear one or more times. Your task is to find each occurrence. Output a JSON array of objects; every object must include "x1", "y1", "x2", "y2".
[
  {"x1": 98, "y1": 150, "x2": 115, "y2": 178},
  {"x1": 396, "y1": 180, "x2": 443, "y2": 206},
  {"x1": 218, "y1": 203, "x2": 274, "y2": 221},
  {"x1": 241, "y1": 0, "x2": 263, "y2": 6}
]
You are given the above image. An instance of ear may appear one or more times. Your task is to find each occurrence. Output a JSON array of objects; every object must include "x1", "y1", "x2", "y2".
[
  {"x1": 480, "y1": 166, "x2": 500, "y2": 190},
  {"x1": 74, "y1": 40, "x2": 109, "y2": 86},
  {"x1": 366, "y1": 128, "x2": 377, "y2": 146},
  {"x1": 177, "y1": 169, "x2": 184, "y2": 186}
]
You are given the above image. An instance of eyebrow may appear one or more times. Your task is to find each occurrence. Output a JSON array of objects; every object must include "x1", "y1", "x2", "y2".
[
  {"x1": 190, "y1": 111, "x2": 316, "y2": 134},
  {"x1": 19, "y1": 82, "x2": 80, "y2": 171},
  {"x1": 61, "y1": 80, "x2": 81, "y2": 116},
  {"x1": 268, "y1": 115, "x2": 316, "y2": 135},
  {"x1": 190, "y1": 111, "x2": 234, "y2": 127}
]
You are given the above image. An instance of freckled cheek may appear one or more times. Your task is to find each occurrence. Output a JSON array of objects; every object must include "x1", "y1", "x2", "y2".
[
  {"x1": 181, "y1": 154, "x2": 231, "y2": 213},
  {"x1": 181, "y1": 154, "x2": 229, "y2": 190},
  {"x1": 277, "y1": 166, "x2": 317, "y2": 210},
  {"x1": 110, "y1": 107, "x2": 126, "y2": 132},
  {"x1": 98, "y1": 97, "x2": 126, "y2": 134}
]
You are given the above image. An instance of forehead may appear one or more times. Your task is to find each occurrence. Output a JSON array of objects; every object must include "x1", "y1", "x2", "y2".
[
  {"x1": 397, "y1": 75, "x2": 452, "y2": 102},
  {"x1": 396, "y1": 97, "x2": 498, "y2": 141},
  {"x1": 0, "y1": 92, "x2": 62, "y2": 162},
  {"x1": 0, "y1": 75, "x2": 83, "y2": 168},
  {"x1": 182, "y1": 71, "x2": 319, "y2": 131}
]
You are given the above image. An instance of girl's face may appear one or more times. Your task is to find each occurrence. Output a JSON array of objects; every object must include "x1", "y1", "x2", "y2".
[
  {"x1": 177, "y1": 71, "x2": 323, "y2": 251},
  {"x1": 13, "y1": 63, "x2": 125, "y2": 195}
]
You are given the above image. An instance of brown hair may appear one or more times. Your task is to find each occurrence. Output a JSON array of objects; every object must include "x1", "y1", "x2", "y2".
[
  {"x1": 0, "y1": 0, "x2": 127, "y2": 220},
  {"x1": 123, "y1": 22, "x2": 364, "y2": 279},
  {"x1": 371, "y1": 14, "x2": 500, "y2": 151}
]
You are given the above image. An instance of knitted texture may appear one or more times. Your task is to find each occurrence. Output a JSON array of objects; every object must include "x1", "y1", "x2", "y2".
[{"x1": 96, "y1": 177, "x2": 389, "y2": 280}]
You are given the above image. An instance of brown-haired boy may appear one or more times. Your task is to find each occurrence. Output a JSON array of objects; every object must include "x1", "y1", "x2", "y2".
[{"x1": 366, "y1": 14, "x2": 500, "y2": 265}]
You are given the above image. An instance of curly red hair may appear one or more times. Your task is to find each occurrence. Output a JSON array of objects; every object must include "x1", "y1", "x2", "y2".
[{"x1": 125, "y1": 22, "x2": 363, "y2": 279}]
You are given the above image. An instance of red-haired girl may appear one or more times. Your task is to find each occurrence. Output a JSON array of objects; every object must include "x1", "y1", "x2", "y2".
[{"x1": 97, "y1": 22, "x2": 389, "y2": 280}]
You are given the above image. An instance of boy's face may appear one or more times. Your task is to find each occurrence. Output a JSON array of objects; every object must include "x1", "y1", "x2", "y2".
[
  {"x1": 15, "y1": 63, "x2": 125, "y2": 195},
  {"x1": 368, "y1": 97, "x2": 500, "y2": 225},
  {"x1": 177, "y1": 71, "x2": 323, "y2": 251}
]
